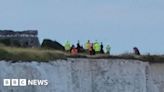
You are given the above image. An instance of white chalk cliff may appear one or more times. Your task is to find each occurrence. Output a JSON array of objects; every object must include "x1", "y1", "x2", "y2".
[{"x1": 0, "y1": 58, "x2": 163, "y2": 92}]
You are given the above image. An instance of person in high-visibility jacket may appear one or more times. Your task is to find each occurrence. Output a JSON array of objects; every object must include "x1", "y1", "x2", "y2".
[
  {"x1": 93, "y1": 40, "x2": 97, "y2": 50},
  {"x1": 106, "y1": 44, "x2": 111, "y2": 55},
  {"x1": 94, "y1": 40, "x2": 100, "y2": 53},
  {"x1": 85, "y1": 40, "x2": 90, "y2": 50},
  {"x1": 64, "y1": 41, "x2": 71, "y2": 52}
]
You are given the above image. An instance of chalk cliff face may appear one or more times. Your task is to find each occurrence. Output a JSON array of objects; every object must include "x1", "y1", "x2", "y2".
[
  {"x1": 149, "y1": 63, "x2": 164, "y2": 92},
  {"x1": 0, "y1": 59, "x2": 163, "y2": 92}
]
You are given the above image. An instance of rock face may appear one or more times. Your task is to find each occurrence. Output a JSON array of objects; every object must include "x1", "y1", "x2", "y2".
[
  {"x1": 149, "y1": 63, "x2": 164, "y2": 92},
  {"x1": 0, "y1": 59, "x2": 162, "y2": 92},
  {"x1": 0, "y1": 30, "x2": 40, "y2": 47}
]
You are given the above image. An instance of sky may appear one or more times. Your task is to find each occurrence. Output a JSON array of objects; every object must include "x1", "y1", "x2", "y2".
[{"x1": 0, "y1": 0, "x2": 164, "y2": 54}]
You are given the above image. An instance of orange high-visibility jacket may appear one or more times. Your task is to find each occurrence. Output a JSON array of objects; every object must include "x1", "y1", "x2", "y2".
[{"x1": 71, "y1": 48, "x2": 78, "y2": 55}]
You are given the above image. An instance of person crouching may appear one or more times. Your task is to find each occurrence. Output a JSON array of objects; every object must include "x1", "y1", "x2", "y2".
[{"x1": 71, "y1": 45, "x2": 78, "y2": 56}]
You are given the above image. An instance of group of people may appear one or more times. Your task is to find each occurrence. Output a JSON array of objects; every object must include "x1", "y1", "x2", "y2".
[{"x1": 64, "y1": 40, "x2": 111, "y2": 55}]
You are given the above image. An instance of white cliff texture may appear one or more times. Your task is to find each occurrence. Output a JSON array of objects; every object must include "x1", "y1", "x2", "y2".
[
  {"x1": 149, "y1": 63, "x2": 164, "y2": 92},
  {"x1": 0, "y1": 59, "x2": 162, "y2": 92}
]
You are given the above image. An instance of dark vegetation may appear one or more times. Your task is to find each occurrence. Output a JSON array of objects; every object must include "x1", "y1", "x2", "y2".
[
  {"x1": 41, "y1": 39, "x2": 65, "y2": 51},
  {"x1": 0, "y1": 39, "x2": 22, "y2": 47}
]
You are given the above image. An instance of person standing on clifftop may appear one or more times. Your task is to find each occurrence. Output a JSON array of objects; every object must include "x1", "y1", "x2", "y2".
[
  {"x1": 93, "y1": 40, "x2": 100, "y2": 54},
  {"x1": 76, "y1": 40, "x2": 80, "y2": 52},
  {"x1": 106, "y1": 44, "x2": 111, "y2": 55},
  {"x1": 100, "y1": 42, "x2": 104, "y2": 54},
  {"x1": 64, "y1": 41, "x2": 71, "y2": 52},
  {"x1": 85, "y1": 40, "x2": 93, "y2": 54},
  {"x1": 85, "y1": 40, "x2": 91, "y2": 50},
  {"x1": 89, "y1": 44, "x2": 95, "y2": 55}
]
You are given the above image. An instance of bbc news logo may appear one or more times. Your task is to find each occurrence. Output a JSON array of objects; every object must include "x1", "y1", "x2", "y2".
[{"x1": 3, "y1": 79, "x2": 48, "y2": 86}]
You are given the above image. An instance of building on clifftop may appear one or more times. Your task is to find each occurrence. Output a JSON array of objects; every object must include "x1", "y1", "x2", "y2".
[{"x1": 0, "y1": 30, "x2": 40, "y2": 47}]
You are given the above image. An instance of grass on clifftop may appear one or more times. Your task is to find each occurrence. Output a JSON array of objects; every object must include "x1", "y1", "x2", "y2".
[
  {"x1": 0, "y1": 46, "x2": 67, "y2": 62},
  {"x1": 0, "y1": 45, "x2": 164, "y2": 62}
]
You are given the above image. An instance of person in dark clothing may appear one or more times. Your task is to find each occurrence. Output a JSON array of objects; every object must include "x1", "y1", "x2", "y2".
[
  {"x1": 90, "y1": 46, "x2": 95, "y2": 55},
  {"x1": 100, "y1": 42, "x2": 104, "y2": 54},
  {"x1": 77, "y1": 40, "x2": 80, "y2": 48},
  {"x1": 76, "y1": 40, "x2": 81, "y2": 53},
  {"x1": 70, "y1": 45, "x2": 74, "y2": 53},
  {"x1": 133, "y1": 47, "x2": 140, "y2": 55}
]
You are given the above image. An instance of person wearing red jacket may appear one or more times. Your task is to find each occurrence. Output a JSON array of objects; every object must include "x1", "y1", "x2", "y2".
[{"x1": 71, "y1": 45, "x2": 78, "y2": 55}]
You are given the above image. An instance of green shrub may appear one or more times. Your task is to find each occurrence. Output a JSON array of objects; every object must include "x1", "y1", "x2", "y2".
[{"x1": 0, "y1": 39, "x2": 11, "y2": 46}]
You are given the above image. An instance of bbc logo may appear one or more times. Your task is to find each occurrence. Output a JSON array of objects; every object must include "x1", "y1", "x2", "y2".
[{"x1": 3, "y1": 79, "x2": 26, "y2": 86}]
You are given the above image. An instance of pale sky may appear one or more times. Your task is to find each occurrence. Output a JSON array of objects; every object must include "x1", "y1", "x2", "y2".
[{"x1": 0, "y1": 0, "x2": 164, "y2": 54}]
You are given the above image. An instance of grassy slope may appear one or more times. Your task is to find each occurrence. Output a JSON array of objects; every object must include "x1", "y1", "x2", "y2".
[
  {"x1": 0, "y1": 46, "x2": 67, "y2": 61},
  {"x1": 0, "y1": 46, "x2": 163, "y2": 62}
]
